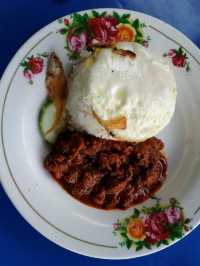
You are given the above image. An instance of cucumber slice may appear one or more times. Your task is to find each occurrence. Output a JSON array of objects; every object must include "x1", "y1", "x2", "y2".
[{"x1": 38, "y1": 98, "x2": 60, "y2": 144}]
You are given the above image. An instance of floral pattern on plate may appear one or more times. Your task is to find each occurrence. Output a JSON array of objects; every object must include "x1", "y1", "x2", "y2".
[
  {"x1": 58, "y1": 10, "x2": 150, "y2": 60},
  {"x1": 113, "y1": 198, "x2": 191, "y2": 251},
  {"x1": 20, "y1": 52, "x2": 48, "y2": 84},
  {"x1": 163, "y1": 47, "x2": 191, "y2": 71}
]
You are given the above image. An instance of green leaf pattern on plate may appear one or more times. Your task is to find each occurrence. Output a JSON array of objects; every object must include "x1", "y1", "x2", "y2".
[{"x1": 113, "y1": 198, "x2": 191, "y2": 251}]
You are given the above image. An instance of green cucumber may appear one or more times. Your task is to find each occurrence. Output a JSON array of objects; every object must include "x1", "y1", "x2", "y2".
[{"x1": 38, "y1": 98, "x2": 61, "y2": 144}]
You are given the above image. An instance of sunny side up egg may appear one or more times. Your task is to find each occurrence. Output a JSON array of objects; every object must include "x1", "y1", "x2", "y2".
[{"x1": 66, "y1": 42, "x2": 177, "y2": 142}]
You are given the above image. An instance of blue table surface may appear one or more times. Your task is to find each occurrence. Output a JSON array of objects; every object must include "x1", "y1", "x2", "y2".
[{"x1": 0, "y1": 0, "x2": 200, "y2": 265}]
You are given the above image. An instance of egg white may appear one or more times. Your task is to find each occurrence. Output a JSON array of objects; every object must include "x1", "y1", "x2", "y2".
[{"x1": 67, "y1": 42, "x2": 177, "y2": 142}]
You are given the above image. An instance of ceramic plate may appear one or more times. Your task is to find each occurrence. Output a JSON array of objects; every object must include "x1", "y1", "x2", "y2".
[{"x1": 0, "y1": 8, "x2": 200, "y2": 259}]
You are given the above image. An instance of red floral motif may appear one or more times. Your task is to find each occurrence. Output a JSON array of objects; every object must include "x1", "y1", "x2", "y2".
[
  {"x1": 27, "y1": 57, "x2": 44, "y2": 74},
  {"x1": 172, "y1": 54, "x2": 186, "y2": 67},
  {"x1": 113, "y1": 198, "x2": 190, "y2": 251},
  {"x1": 63, "y1": 18, "x2": 69, "y2": 25},
  {"x1": 144, "y1": 212, "x2": 169, "y2": 244},
  {"x1": 21, "y1": 53, "x2": 48, "y2": 84},
  {"x1": 59, "y1": 11, "x2": 150, "y2": 60},
  {"x1": 167, "y1": 48, "x2": 186, "y2": 67},
  {"x1": 164, "y1": 47, "x2": 190, "y2": 71},
  {"x1": 67, "y1": 29, "x2": 87, "y2": 52},
  {"x1": 88, "y1": 16, "x2": 118, "y2": 45}
]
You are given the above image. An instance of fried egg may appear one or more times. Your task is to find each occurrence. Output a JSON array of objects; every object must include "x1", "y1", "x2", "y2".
[{"x1": 67, "y1": 42, "x2": 177, "y2": 142}]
